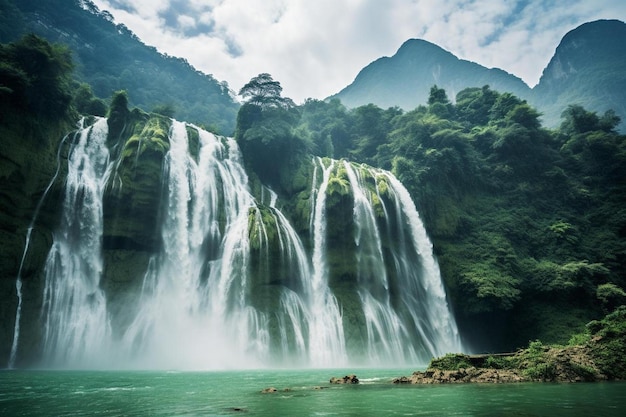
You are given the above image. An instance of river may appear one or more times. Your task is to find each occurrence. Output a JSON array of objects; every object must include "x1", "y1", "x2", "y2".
[{"x1": 1, "y1": 369, "x2": 624, "y2": 416}]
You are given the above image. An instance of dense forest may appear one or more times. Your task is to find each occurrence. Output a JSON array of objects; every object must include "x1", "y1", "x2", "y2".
[
  {"x1": 1, "y1": 29, "x2": 625, "y2": 361},
  {"x1": 0, "y1": 0, "x2": 239, "y2": 133},
  {"x1": 235, "y1": 74, "x2": 626, "y2": 351}
]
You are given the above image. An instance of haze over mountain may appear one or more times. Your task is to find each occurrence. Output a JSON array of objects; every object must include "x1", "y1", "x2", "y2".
[
  {"x1": 332, "y1": 19, "x2": 626, "y2": 130},
  {"x1": 533, "y1": 19, "x2": 626, "y2": 128},
  {"x1": 330, "y1": 39, "x2": 532, "y2": 111},
  {"x1": 0, "y1": 0, "x2": 239, "y2": 133}
]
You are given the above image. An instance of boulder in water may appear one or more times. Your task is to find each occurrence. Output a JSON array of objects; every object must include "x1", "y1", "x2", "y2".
[{"x1": 330, "y1": 374, "x2": 359, "y2": 384}]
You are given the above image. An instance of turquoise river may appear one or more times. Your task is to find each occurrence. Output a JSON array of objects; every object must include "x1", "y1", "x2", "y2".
[{"x1": 1, "y1": 369, "x2": 625, "y2": 416}]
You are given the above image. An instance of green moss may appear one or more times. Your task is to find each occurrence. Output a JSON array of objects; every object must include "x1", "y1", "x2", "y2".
[
  {"x1": 121, "y1": 116, "x2": 170, "y2": 162},
  {"x1": 186, "y1": 125, "x2": 200, "y2": 161},
  {"x1": 586, "y1": 306, "x2": 626, "y2": 379},
  {"x1": 375, "y1": 175, "x2": 389, "y2": 197},
  {"x1": 429, "y1": 353, "x2": 473, "y2": 370},
  {"x1": 248, "y1": 206, "x2": 279, "y2": 251},
  {"x1": 104, "y1": 114, "x2": 172, "y2": 251}
]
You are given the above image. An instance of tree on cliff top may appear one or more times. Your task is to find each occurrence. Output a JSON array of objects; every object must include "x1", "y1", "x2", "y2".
[
  {"x1": 238, "y1": 73, "x2": 295, "y2": 109},
  {"x1": 235, "y1": 74, "x2": 307, "y2": 190}
]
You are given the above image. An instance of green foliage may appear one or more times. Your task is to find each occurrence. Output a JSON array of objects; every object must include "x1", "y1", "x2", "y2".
[
  {"x1": 235, "y1": 75, "x2": 308, "y2": 191},
  {"x1": 484, "y1": 355, "x2": 511, "y2": 369},
  {"x1": 429, "y1": 353, "x2": 472, "y2": 370},
  {"x1": 152, "y1": 103, "x2": 176, "y2": 118},
  {"x1": 514, "y1": 340, "x2": 556, "y2": 381},
  {"x1": 73, "y1": 83, "x2": 107, "y2": 116},
  {"x1": 239, "y1": 73, "x2": 295, "y2": 109},
  {"x1": 4, "y1": 0, "x2": 239, "y2": 133},
  {"x1": 567, "y1": 331, "x2": 591, "y2": 347},
  {"x1": 271, "y1": 82, "x2": 626, "y2": 351},
  {"x1": 0, "y1": 34, "x2": 74, "y2": 120},
  {"x1": 461, "y1": 262, "x2": 521, "y2": 312},
  {"x1": 107, "y1": 90, "x2": 131, "y2": 139},
  {"x1": 586, "y1": 306, "x2": 626, "y2": 379},
  {"x1": 596, "y1": 283, "x2": 626, "y2": 311}
]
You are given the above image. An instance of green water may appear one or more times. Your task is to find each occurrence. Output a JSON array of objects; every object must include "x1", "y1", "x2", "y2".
[{"x1": 1, "y1": 369, "x2": 624, "y2": 416}]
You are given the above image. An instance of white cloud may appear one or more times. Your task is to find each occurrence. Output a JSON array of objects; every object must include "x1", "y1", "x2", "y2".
[{"x1": 92, "y1": 0, "x2": 626, "y2": 103}]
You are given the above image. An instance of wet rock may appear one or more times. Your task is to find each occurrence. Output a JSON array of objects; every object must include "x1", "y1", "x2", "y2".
[{"x1": 330, "y1": 374, "x2": 359, "y2": 384}]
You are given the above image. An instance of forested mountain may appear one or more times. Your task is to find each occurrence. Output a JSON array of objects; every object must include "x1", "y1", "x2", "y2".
[
  {"x1": 533, "y1": 19, "x2": 626, "y2": 129},
  {"x1": 331, "y1": 20, "x2": 626, "y2": 132},
  {"x1": 330, "y1": 38, "x2": 531, "y2": 110},
  {"x1": 0, "y1": 0, "x2": 239, "y2": 133}
]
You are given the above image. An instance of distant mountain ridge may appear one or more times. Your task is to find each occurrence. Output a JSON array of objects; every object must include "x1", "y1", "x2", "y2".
[
  {"x1": 533, "y1": 19, "x2": 626, "y2": 128},
  {"x1": 330, "y1": 38, "x2": 531, "y2": 110},
  {"x1": 331, "y1": 19, "x2": 626, "y2": 130},
  {"x1": 1, "y1": 0, "x2": 239, "y2": 133}
]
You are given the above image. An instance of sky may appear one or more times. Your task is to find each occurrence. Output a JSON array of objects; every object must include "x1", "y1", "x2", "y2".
[{"x1": 91, "y1": 0, "x2": 626, "y2": 104}]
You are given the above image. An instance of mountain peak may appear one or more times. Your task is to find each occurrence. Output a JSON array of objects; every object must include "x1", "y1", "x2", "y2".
[
  {"x1": 330, "y1": 37, "x2": 529, "y2": 110},
  {"x1": 533, "y1": 19, "x2": 626, "y2": 128},
  {"x1": 538, "y1": 19, "x2": 626, "y2": 85}
]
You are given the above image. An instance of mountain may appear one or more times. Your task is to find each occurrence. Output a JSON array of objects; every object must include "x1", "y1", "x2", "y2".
[
  {"x1": 329, "y1": 38, "x2": 531, "y2": 110},
  {"x1": 330, "y1": 20, "x2": 626, "y2": 131},
  {"x1": 532, "y1": 19, "x2": 626, "y2": 129},
  {"x1": 0, "y1": 0, "x2": 239, "y2": 134}
]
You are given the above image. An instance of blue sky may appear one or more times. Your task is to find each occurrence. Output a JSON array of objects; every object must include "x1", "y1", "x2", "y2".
[{"x1": 91, "y1": 0, "x2": 626, "y2": 103}]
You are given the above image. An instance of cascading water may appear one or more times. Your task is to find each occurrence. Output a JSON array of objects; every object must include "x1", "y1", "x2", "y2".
[
  {"x1": 341, "y1": 161, "x2": 461, "y2": 362},
  {"x1": 38, "y1": 117, "x2": 461, "y2": 369},
  {"x1": 120, "y1": 121, "x2": 268, "y2": 369},
  {"x1": 41, "y1": 118, "x2": 113, "y2": 367}
]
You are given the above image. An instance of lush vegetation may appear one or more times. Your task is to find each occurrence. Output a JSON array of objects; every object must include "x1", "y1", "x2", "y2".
[
  {"x1": 0, "y1": 33, "x2": 74, "y2": 122},
  {"x1": 236, "y1": 75, "x2": 626, "y2": 351},
  {"x1": 1, "y1": 0, "x2": 239, "y2": 134},
  {"x1": 427, "y1": 306, "x2": 626, "y2": 381}
]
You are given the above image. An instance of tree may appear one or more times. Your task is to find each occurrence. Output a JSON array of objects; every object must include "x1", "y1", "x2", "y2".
[
  {"x1": 235, "y1": 74, "x2": 305, "y2": 188},
  {"x1": 238, "y1": 73, "x2": 295, "y2": 109},
  {"x1": 0, "y1": 34, "x2": 74, "y2": 119},
  {"x1": 428, "y1": 85, "x2": 449, "y2": 105},
  {"x1": 73, "y1": 83, "x2": 106, "y2": 116}
]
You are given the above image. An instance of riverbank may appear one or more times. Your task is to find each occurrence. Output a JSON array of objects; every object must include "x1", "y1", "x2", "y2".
[{"x1": 394, "y1": 306, "x2": 626, "y2": 384}]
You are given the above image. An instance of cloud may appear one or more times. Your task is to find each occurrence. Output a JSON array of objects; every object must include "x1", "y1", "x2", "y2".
[{"x1": 91, "y1": 0, "x2": 626, "y2": 103}]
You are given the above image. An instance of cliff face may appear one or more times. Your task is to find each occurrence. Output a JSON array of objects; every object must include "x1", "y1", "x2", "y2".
[{"x1": 0, "y1": 113, "x2": 73, "y2": 365}]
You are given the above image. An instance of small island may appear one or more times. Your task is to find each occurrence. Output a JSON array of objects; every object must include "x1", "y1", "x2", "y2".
[{"x1": 395, "y1": 306, "x2": 626, "y2": 384}]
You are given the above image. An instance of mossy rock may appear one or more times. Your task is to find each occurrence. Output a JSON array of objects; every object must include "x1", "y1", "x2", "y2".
[{"x1": 104, "y1": 115, "x2": 172, "y2": 251}]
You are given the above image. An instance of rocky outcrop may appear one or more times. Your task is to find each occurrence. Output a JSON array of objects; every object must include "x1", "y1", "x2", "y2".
[
  {"x1": 330, "y1": 374, "x2": 359, "y2": 384},
  {"x1": 394, "y1": 342, "x2": 612, "y2": 384},
  {"x1": 101, "y1": 111, "x2": 172, "y2": 335},
  {"x1": 393, "y1": 367, "x2": 527, "y2": 384}
]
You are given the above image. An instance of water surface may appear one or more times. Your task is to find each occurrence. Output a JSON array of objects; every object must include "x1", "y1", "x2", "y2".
[{"x1": 1, "y1": 369, "x2": 624, "y2": 416}]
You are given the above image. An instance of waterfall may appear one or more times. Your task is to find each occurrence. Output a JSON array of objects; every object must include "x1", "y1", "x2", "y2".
[
  {"x1": 120, "y1": 121, "x2": 268, "y2": 369},
  {"x1": 341, "y1": 162, "x2": 461, "y2": 362},
  {"x1": 36, "y1": 117, "x2": 461, "y2": 369},
  {"x1": 307, "y1": 158, "x2": 348, "y2": 365},
  {"x1": 41, "y1": 118, "x2": 113, "y2": 367}
]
